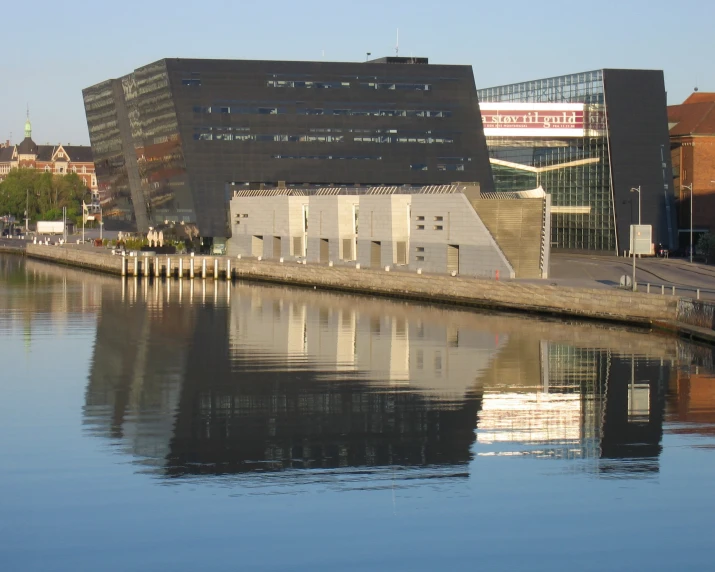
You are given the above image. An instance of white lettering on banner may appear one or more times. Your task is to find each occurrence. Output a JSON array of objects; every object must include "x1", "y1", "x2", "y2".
[{"x1": 479, "y1": 103, "x2": 605, "y2": 138}]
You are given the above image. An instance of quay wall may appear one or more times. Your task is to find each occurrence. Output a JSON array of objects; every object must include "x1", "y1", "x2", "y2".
[{"x1": 22, "y1": 244, "x2": 680, "y2": 327}]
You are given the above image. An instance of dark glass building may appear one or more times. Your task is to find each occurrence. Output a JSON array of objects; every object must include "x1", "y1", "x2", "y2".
[
  {"x1": 83, "y1": 57, "x2": 494, "y2": 238},
  {"x1": 479, "y1": 69, "x2": 677, "y2": 253}
]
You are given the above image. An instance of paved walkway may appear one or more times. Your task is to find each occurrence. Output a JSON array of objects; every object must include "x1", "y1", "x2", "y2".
[{"x1": 548, "y1": 253, "x2": 715, "y2": 300}]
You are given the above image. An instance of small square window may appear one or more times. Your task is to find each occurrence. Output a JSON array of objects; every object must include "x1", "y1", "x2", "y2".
[
  {"x1": 434, "y1": 225, "x2": 443, "y2": 230},
  {"x1": 416, "y1": 216, "x2": 425, "y2": 221},
  {"x1": 242, "y1": 214, "x2": 248, "y2": 218},
  {"x1": 416, "y1": 256, "x2": 425, "y2": 261},
  {"x1": 417, "y1": 225, "x2": 425, "y2": 230},
  {"x1": 434, "y1": 216, "x2": 443, "y2": 221},
  {"x1": 415, "y1": 247, "x2": 425, "y2": 252}
]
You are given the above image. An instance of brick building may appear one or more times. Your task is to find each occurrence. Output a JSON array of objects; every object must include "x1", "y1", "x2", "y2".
[
  {"x1": 668, "y1": 92, "x2": 715, "y2": 246},
  {"x1": 0, "y1": 116, "x2": 98, "y2": 199}
]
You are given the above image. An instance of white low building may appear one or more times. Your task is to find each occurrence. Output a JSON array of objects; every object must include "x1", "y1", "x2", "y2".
[{"x1": 228, "y1": 184, "x2": 550, "y2": 279}]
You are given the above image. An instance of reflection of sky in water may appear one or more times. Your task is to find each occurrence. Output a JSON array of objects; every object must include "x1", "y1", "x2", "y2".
[{"x1": 2, "y1": 254, "x2": 715, "y2": 571}]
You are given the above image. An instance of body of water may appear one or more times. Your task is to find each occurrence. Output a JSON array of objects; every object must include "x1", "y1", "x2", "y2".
[{"x1": 1, "y1": 254, "x2": 715, "y2": 571}]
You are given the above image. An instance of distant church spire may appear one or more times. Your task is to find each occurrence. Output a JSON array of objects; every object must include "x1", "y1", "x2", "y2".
[{"x1": 24, "y1": 106, "x2": 32, "y2": 139}]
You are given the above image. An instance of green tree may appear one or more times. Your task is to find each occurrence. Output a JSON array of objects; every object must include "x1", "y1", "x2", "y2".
[
  {"x1": 697, "y1": 233, "x2": 715, "y2": 264},
  {"x1": 0, "y1": 168, "x2": 91, "y2": 227}
]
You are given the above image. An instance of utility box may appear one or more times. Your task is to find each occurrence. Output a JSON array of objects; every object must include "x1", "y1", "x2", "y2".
[{"x1": 630, "y1": 225, "x2": 652, "y2": 255}]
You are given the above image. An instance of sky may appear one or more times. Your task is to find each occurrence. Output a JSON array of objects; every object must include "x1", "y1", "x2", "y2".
[{"x1": 1, "y1": 0, "x2": 713, "y2": 146}]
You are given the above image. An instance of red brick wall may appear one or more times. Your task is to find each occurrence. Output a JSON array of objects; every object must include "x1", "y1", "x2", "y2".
[{"x1": 672, "y1": 136, "x2": 715, "y2": 232}]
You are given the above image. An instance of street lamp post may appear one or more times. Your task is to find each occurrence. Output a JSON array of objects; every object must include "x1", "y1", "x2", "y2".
[
  {"x1": 682, "y1": 183, "x2": 694, "y2": 263},
  {"x1": 630, "y1": 186, "x2": 642, "y2": 225}
]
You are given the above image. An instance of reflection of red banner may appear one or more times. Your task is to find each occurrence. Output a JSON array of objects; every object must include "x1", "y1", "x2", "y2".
[{"x1": 481, "y1": 110, "x2": 584, "y2": 130}]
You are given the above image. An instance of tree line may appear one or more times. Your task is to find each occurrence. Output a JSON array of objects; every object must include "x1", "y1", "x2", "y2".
[{"x1": 0, "y1": 168, "x2": 92, "y2": 226}]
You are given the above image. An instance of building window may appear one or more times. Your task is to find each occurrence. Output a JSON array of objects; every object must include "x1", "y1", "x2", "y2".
[
  {"x1": 82, "y1": 166, "x2": 87, "y2": 174},
  {"x1": 361, "y1": 82, "x2": 431, "y2": 91},
  {"x1": 434, "y1": 216, "x2": 443, "y2": 221},
  {"x1": 415, "y1": 247, "x2": 425, "y2": 252},
  {"x1": 410, "y1": 163, "x2": 428, "y2": 171},
  {"x1": 434, "y1": 225, "x2": 443, "y2": 230},
  {"x1": 416, "y1": 216, "x2": 425, "y2": 221},
  {"x1": 416, "y1": 255, "x2": 425, "y2": 261},
  {"x1": 417, "y1": 225, "x2": 425, "y2": 230},
  {"x1": 182, "y1": 78, "x2": 201, "y2": 86}
]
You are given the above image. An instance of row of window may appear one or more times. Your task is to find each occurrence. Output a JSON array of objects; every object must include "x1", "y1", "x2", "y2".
[
  {"x1": 193, "y1": 105, "x2": 452, "y2": 118},
  {"x1": 415, "y1": 225, "x2": 444, "y2": 230},
  {"x1": 354, "y1": 135, "x2": 453, "y2": 144},
  {"x1": 194, "y1": 132, "x2": 344, "y2": 142},
  {"x1": 272, "y1": 155, "x2": 383, "y2": 160},
  {"x1": 410, "y1": 164, "x2": 465, "y2": 171},
  {"x1": 302, "y1": 108, "x2": 449, "y2": 117},
  {"x1": 267, "y1": 80, "x2": 350, "y2": 89},
  {"x1": 193, "y1": 126, "x2": 456, "y2": 144},
  {"x1": 266, "y1": 80, "x2": 432, "y2": 91}
]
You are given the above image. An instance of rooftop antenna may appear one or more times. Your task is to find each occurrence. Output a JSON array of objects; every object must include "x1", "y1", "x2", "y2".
[{"x1": 396, "y1": 28, "x2": 399, "y2": 57}]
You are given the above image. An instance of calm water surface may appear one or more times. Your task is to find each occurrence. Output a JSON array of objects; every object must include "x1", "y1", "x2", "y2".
[{"x1": 1, "y1": 254, "x2": 715, "y2": 571}]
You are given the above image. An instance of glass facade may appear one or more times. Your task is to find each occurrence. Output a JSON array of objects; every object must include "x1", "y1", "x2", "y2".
[
  {"x1": 479, "y1": 71, "x2": 615, "y2": 251},
  {"x1": 85, "y1": 57, "x2": 494, "y2": 237},
  {"x1": 83, "y1": 79, "x2": 136, "y2": 229}
]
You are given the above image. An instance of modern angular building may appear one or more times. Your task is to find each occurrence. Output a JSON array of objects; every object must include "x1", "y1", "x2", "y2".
[
  {"x1": 82, "y1": 57, "x2": 494, "y2": 240},
  {"x1": 479, "y1": 69, "x2": 677, "y2": 253}
]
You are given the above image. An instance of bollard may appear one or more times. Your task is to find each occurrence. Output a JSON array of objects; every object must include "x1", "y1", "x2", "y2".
[
  {"x1": 697, "y1": 289, "x2": 701, "y2": 300},
  {"x1": 647, "y1": 283, "x2": 650, "y2": 294},
  {"x1": 280, "y1": 257, "x2": 284, "y2": 263},
  {"x1": 450, "y1": 270, "x2": 457, "y2": 277},
  {"x1": 144, "y1": 256, "x2": 149, "y2": 277},
  {"x1": 416, "y1": 268, "x2": 422, "y2": 275},
  {"x1": 121, "y1": 255, "x2": 126, "y2": 276},
  {"x1": 661, "y1": 285, "x2": 665, "y2": 295},
  {"x1": 495, "y1": 270, "x2": 500, "y2": 281},
  {"x1": 355, "y1": 263, "x2": 361, "y2": 270},
  {"x1": 328, "y1": 261, "x2": 333, "y2": 267},
  {"x1": 202, "y1": 258, "x2": 207, "y2": 279},
  {"x1": 226, "y1": 259, "x2": 231, "y2": 281},
  {"x1": 190, "y1": 258, "x2": 195, "y2": 279},
  {"x1": 214, "y1": 258, "x2": 218, "y2": 279},
  {"x1": 257, "y1": 256, "x2": 262, "y2": 261},
  {"x1": 384, "y1": 266, "x2": 390, "y2": 272},
  {"x1": 302, "y1": 260, "x2": 306, "y2": 265},
  {"x1": 178, "y1": 258, "x2": 184, "y2": 279},
  {"x1": 167, "y1": 257, "x2": 172, "y2": 278},
  {"x1": 155, "y1": 257, "x2": 160, "y2": 278},
  {"x1": 672, "y1": 286, "x2": 676, "y2": 296},
  {"x1": 134, "y1": 257, "x2": 139, "y2": 277}
]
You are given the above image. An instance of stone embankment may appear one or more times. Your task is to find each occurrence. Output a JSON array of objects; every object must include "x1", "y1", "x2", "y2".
[{"x1": 19, "y1": 243, "x2": 715, "y2": 344}]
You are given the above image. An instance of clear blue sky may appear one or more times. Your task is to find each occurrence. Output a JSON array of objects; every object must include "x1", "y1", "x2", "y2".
[{"x1": 2, "y1": 0, "x2": 712, "y2": 146}]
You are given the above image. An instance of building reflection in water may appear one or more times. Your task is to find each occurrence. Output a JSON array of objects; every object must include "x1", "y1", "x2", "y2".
[{"x1": 80, "y1": 276, "x2": 715, "y2": 483}]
